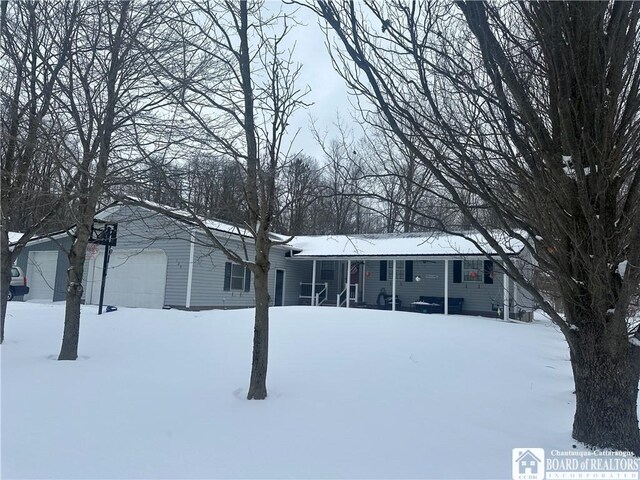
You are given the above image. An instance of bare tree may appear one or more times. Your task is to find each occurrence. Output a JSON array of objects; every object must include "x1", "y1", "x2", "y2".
[
  {"x1": 311, "y1": 118, "x2": 372, "y2": 234},
  {"x1": 303, "y1": 0, "x2": 640, "y2": 453},
  {"x1": 274, "y1": 154, "x2": 322, "y2": 235},
  {"x1": 139, "y1": 0, "x2": 308, "y2": 399},
  {"x1": 55, "y1": 0, "x2": 171, "y2": 360},
  {"x1": 183, "y1": 155, "x2": 247, "y2": 223},
  {"x1": 360, "y1": 128, "x2": 436, "y2": 232},
  {"x1": 0, "y1": 0, "x2": 80, "y2": 343}
]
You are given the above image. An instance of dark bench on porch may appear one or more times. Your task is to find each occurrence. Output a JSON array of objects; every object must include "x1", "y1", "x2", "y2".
[{"x1": 414, "y1": 296, "x2": 464, "y2": 314}]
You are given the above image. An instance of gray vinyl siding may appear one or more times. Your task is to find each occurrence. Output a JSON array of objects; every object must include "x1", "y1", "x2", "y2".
[
  {"x1": 14, "y1": 204, "x2": 298, "y2": 309},
  {"x1": 361, "y1": 258, "x2": 515, "y2": 314},
  {"x1": 282, "y1": 260, "x2": 313, "y2": 306},
  {"x1": 513, "y1": 248, "x2": 536, "y2": 313},
  {"x1": 287, "y1": 257, "x2": 526, "y2": 315},
  {"x1": 15, "y1": 236, "x2": 72, "y2": 302},
  {"x1": 97, "y1": 205, "x2": 193, "y2": 307},
  {"x1": 286, "y1": 260, "x2": 346, "y2": 305},
  {"x1": 98, "y1": 205, "x2": 303, "y2": 308},
  {"x1": 270, "y1": 249, "x2": 291, "y2": 306},
  {"x1": 187, "y1": 232, "x2": 292, "y2": 309},
  {"x1": 189, "y1": 235, "x2": 254, "y2": 308},
  {"x1": 14, "y1": 203, "x2": 536, "y2": 316}
]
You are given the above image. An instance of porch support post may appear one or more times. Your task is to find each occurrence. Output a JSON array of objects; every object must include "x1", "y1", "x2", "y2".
[
  {"x1": 392, "y1": 259, "x2": 397, "y2": 311},
  {"x1": 346, "y1": 259, "x2": 351, "y2": 308},
  {"x1": 503, "y1": 269, "x2": 510, "y2": 321},
  {"x1": 444, "y1": 258, "x2": 449, "y2": 315},
  {"x1": 311, "y1": 260, "x2": 317, "y2": 306}
]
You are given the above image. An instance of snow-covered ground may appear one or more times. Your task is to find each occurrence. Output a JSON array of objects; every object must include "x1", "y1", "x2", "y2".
[{"x1": 3, "y1": 303, "x2": 580, "y2": 479}]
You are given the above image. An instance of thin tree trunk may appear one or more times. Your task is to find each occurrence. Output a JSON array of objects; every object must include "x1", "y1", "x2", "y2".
[
  {"x1": 247, "y1": 238, "x2": 270, "y2": 400},
  {"x1": 58, "y1": 220, "x2": 90, "y2": 360}
]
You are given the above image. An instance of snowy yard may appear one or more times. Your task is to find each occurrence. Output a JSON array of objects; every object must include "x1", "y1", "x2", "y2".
[{"x1": 3, "y1": 302, "x2": 582, "y2": 479}]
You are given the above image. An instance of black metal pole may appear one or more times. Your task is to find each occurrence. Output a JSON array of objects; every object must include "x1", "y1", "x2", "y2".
[{"x1": 97, "y1": 227, "x2": 112, "y2": 315}]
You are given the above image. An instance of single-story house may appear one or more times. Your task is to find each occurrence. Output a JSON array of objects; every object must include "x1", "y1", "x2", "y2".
[
  {"x1": 13, "y1": 203, "x2": 534, "y2": 320},
  {"x1": 287, "y1": 232, "x2": 535, "y2": 321}
]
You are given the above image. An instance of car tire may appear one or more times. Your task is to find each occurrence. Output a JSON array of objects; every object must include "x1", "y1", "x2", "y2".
[{"x1": 7, "y1": 288, "x2": 14, "y2": 302}]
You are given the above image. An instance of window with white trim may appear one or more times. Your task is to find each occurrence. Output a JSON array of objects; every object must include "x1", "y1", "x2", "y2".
[
  {"x1": 387, "y1": 260, "x2": 405, "y2": 281},
  {"x1": 231, "y1": 264, "x2": 246, "y2": 290},
  {"x1": 463, "y1": 259, "x2": 483, "y2": 283}
]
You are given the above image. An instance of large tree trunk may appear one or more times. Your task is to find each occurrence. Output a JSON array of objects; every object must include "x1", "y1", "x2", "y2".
[
  {"x1": 58, "y1": 222, "x2": 90, "y2": 360},
  {"x1": 247, "y1": 241, "x2": 270, "y2": 400},
  {"x1": 569, "y1": 318, "x2": 640, "y2": 454}
]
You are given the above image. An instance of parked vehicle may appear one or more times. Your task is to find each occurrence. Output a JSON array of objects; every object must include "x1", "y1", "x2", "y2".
[{"x1": 8, "y1": 266, "x2": 29, "y2": 301}]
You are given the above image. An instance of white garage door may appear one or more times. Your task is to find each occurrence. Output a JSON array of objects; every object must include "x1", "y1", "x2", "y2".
[
  {"x1": 26, "y1": 251, "x2": 59, "y2": 300},
  {"x1": 88, "y1": 249, "x2": 167, "y2": 309}
]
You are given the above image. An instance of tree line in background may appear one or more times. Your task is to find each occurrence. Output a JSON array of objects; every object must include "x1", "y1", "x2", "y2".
[
  {"x1": 120, "y1": 125, "x2": 469, "y2": 237},
  {"x1": 2, "y1": 0, "x2": 640, "y2": 454}
]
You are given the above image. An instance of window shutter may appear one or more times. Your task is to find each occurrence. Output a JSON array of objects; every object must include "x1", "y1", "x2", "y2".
[
  {"x1": 380, "y1": 260, "x2": 387, "y2": 281},
  {"x1": 453, "y1": 260, "x2": 462, "y2": 283},
  {"x1": 244, "y1": 267, "x2": 251, "y2": 292},
  {"x1": 223, "y1": 262, "x2": 231, "y2": 291},
  {"x1": 484, "y1": 260, "x2": 494, "y2": 284},
  {"x1": 405, "y1": 260, "x2": 413, "y2": 282}
]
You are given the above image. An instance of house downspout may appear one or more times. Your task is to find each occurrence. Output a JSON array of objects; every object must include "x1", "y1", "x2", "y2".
[{"x1": 185, "y1": 231, "x2": 195, "y2": 309}]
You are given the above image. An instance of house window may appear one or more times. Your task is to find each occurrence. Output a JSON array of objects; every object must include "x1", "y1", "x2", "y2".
[
  {"x1": 387, "y1": 260, "x2": 405, "y2": 281},
  {"x1": 230, "y1": 264, "x2": 246, "y2": 290},
  {"x1": 320, "y1": 261, "x2": 334, "y2": 280},
  {"x1": 463, "y1": 259, "x2": 483, "y2": 282},
  {"x1": 224, "y1": 262, "x2": 251, "y2": 292}
]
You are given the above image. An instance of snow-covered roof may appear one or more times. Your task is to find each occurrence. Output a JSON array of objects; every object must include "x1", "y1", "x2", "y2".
[
  {"x1": 109, "y1": 200, "x2": 254, "y2": 237},
  {"x1": 105, "y1": 200, "x2": 291, "y2": 242},
  {"x1": 288, "y1": 231, "x2": 525, "y2": 259}
]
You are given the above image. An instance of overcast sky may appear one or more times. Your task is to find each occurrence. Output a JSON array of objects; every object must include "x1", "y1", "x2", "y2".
[{"x1": 278, "y1": 3, "x2": 359, "y2": 161}]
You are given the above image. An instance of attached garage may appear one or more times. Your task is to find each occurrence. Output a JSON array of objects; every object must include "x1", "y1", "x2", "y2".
[
  {"x1": 25, "y1": 251, "x2": 59, "y2": 301},
  {"x1": 85, "y1": 249, "x2": 168, "y2": 309}
]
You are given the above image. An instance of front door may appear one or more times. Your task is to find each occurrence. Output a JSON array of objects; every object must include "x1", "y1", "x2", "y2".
[{"x1": 274, "y1": 269, "x2": 285, "y2": 306}]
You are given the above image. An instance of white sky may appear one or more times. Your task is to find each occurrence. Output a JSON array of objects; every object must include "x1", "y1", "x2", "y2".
[{"x1": 278, "y1": 2, "x2": 358, "y2": 160}]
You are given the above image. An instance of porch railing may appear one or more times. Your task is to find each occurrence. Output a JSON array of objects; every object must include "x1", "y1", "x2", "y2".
[
  {"x1": 337, "y1": 283, "x2": 358, "y2": 307},
  {"x1": 315, "y1": 283, "x2": 328, "y2": 306},
  {"x1": 299, "y1": 282, "x2": 328, "y2": 305}
]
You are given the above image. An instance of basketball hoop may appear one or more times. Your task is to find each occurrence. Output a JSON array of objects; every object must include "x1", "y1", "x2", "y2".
[{"x1": 86, "y1": 242, "x2": 100, "y2": 260}]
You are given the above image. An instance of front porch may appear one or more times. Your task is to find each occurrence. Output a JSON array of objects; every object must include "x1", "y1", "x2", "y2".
[
  {"x1": 286, "y1": 232, "x2": 534, "y2": 321},
  {"x1": 294, "y1": 257, "x2": 528, "y2": 321}
]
